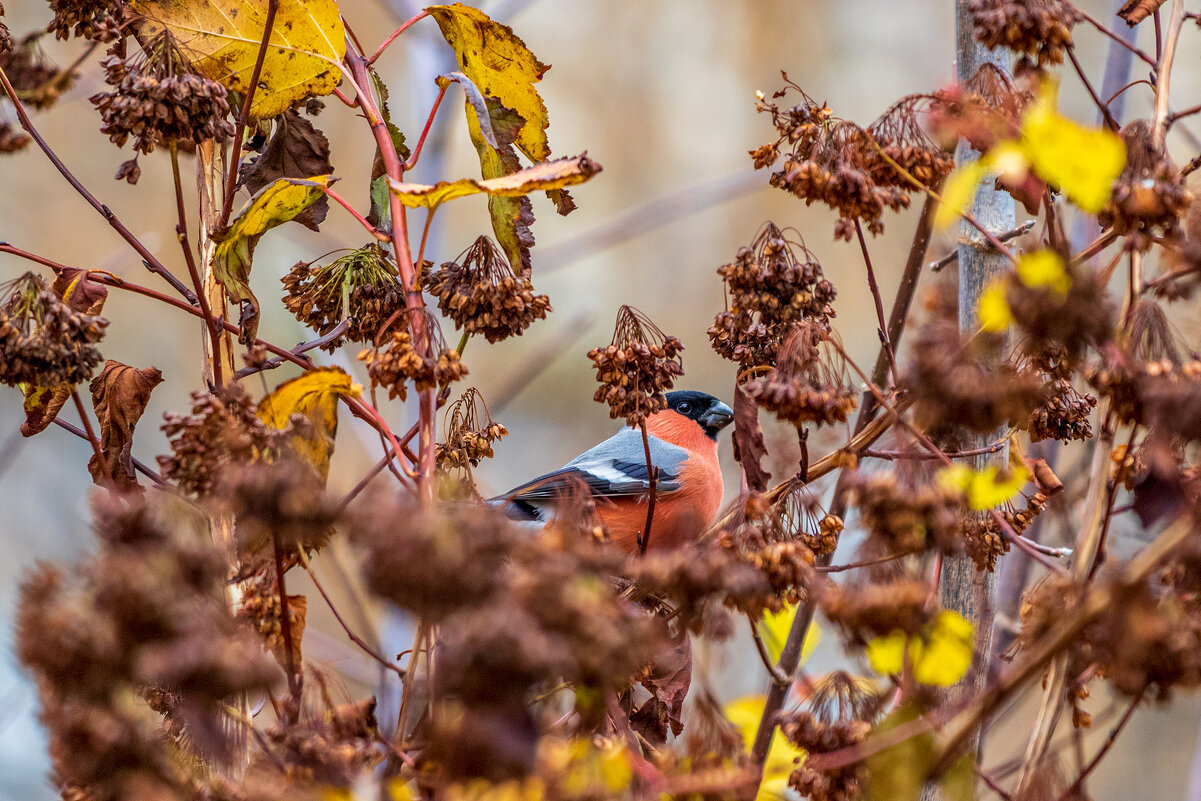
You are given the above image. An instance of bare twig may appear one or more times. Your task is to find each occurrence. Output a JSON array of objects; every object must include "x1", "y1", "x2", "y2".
[
  {"x1": 747, "y1": 613, "x2": 791, "y2": 687},
  {"x1": 930, "y1": 221, "x2": 1035, "y2": 272},
  {"x1": 52, "y1": 418, "x2": 163, "y2": 485},
  {"x1": 71, "y1": 389, "x2": 110, "y2": 487},
  {"x1": 369, "y1": 10, "x2": 431, "y2": 64}
]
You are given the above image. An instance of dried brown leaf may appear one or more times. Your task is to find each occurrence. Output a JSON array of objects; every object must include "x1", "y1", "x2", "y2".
[
  {"x1": 1118, "y1": 0, "x2": 1167, "y2": 24},
  {"x1": 238, "y1": 109, "x2": 333, "y2": 231},
  {"x1": 733, "y1": 384, "x2": 772, "y2": 492},
  {"x1": 87, "y1": 361, "x2": 164, "y2": 490}
]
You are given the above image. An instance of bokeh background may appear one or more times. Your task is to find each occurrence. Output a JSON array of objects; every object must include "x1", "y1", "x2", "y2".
[{"x1": 1, "y1": 1, "x2": 1200, "y2": 798}]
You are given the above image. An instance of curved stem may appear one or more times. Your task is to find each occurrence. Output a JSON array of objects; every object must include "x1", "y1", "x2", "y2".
[{"x1": 369, "y1": 10, "x2": 431, "y2": 65}]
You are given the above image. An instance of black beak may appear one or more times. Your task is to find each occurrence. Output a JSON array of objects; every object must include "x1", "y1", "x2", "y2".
[{"x1": 699, "y1": 401, "x2": 734, "y2": 438}]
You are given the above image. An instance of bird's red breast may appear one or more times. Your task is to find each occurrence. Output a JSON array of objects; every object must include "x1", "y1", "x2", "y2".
[{"x1": 600, "y1": 409, "x2": 724, "y2": 552}]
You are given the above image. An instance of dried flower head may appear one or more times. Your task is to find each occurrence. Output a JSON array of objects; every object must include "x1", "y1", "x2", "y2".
[
  {"x1": 358, "y1": 309, "x2": 467, "y2": 402},
  {"x1": 822, "y1": 578, "x2": 933, "y2": 643},
  {"x1": 281, "y1": 244, "x2": 404, "y2": 352},
  {"x1": 968, "y1": 0, "x2": 1079, "y2": 72},
  {"x1": 90, "y1": 33, "x2": 234, "y2": 155},
  {"x1": 851, "y1": 470, "x2": 965, "y2": 556},
  {"x1": 437, "y1": 387, "x2": 508, "y2": 473},
  {"x1": 217, "y1": 458, "x2": 340, "y2": 556},
  {"x1": 1026, "y1": 376, "x2": 1096, "y2": 442},
  {"x1": 709, "y1": 223, "x2": 836, "y2": 368},
  {"x1": 588, "y1": 305, "x2": 684, "y2": 426},
  {"x1": 158, "y1": 383, "x2": 298, "y2": 497},
  {"x1": 928, "y1": 64, "x2": 1030, "y2": 152},
  {"x1": 0, "y1": 33, "x2": 72, "y2": 110},
  {"x1": 47, "y1": 0, "x2": 126, "y2": 41},
  {"x1": 0, "y1": 272, "x2": 107, "y2": 387},
  {"x1": 781, "y1": 672, "x2": 882, "y2": 801},
  {"x1": 427, "y1": 235, "x2": 552, "y2": 343},
  {"x1": 1099, "y1": 121, "x2": 1193, "y2": 251},
  {"x1": 963, "y1": 491, "x2": 1046, "y2": 571},
  {"x1": 744, "y1": 324, "x2": 857, "y2": 426}
]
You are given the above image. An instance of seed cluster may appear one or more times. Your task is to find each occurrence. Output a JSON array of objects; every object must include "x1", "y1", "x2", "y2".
[
  {"x1": 281, "y1": 245, "x2": 405, "y2": 352},
  {"x1": 744, "y1": 324, "x2": 857, "y2": 426},
  {"x1": 969, "y1": 0, "x2": 1078, "y2": 72},
  {"x1": 0, "y1": 272, "x2": 107, "y2": 388},
  {"x1": 91, "y1": 39, "x2": 234, "y2": 155},
  {"x1": 709, "y1": 223, "x2": 836, "y2": 368},
  {"x1": 426, "y1": 236, "x2": 551, "y2": 343},
  {"x1": 1027, "y1": 377, "x2": 1096, "y2": 442},
  {"x1": 753, "y1": 83, "x2": 950, "y2": 238},
  {"x1": 437, "y1": 388, "x2": 508, "y2": 471},
  {"x1": 928, "y1": 64, "x2": 1030, "y2": 153},
  {"x1": 852, "y1": 472, "x2": 964, "y2": 555},
  {"x1": 588, "y1": 305, "x2": 684, "y2": 426},
  {"x1": 822, "y1": 578, "x2": 933, "y2": 642},
  {"x1": 359, "y1": 324, "x2": 467, "y2": 403},
  {"x1": 0, "y1": 35, "x2": 70, "y2": 110},
  {"x1": 784, "y1": 714, "x2": 870, "y2": 801},
  {"x1": 47, "y1": 0, "x2": 125, "y2": 41},
  {"x1": 1100, "y1": 122, "x2": 1193, "y2": 251},
  {"x1": 963, "y1": 491, "x2": 1047, "y2": 571},
  {"x1": 0, "y1": 122, "x2": 29, "y2": 153}
]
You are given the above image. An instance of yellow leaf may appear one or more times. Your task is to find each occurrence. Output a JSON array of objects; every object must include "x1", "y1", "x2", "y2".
[
  {"x1": 1020, "y1": 85, "x2": 1125, "y2": 213},
  {"x1": 865, "y1": 629, "x2": 908, "y2": 676},
  {"x1": 758, "y1": 602, "x2": 822, "y2": 664},
  {"x1": 725, "y1": 695, "x2": 805, "y2": 799},
  {"x1": 977, "y1": 280, "x2": 1013, "y2": 333},
  {"x1": 212, "y1": 175, "x2": 332, "y2": 309},
  {"x1": 934, "y1": 160, "x2": 987, "y2": 229},
  {"x1": 1016, "y1": 250, "x2": 1071, "y2": 295},
  {"x1": 131, "y1": 0, "x2": 346, "y2": 119},
  {"x1": 388, "y1": 154, "x2": 602, "y2": 210},
  {"x1": 20, "y1": 381, "x2": 71, "y2": 436},
  {"x1": 428, "y1": 3, "x2": 551, "y2": 162},
  {"x1": 865, "y1": 612, "x2": 974, "y2": 687},
  {"x1": 258, "y1": 367, "x2": 361, "y2": 481},
  {"x1": 913, "y1": 610, "x2": 974, "y2": 687},
  {"x1": 937, "y1": 462, "x2": 1030, "y2": 511}
]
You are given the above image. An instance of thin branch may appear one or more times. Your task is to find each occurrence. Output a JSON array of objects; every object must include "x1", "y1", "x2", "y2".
[
  {"x1": 1054, "y1": 693, "x2": 1142, "y2": 801},
  {"x1": 296, "y1": 549, "x2": 405, "y2": 680},
  {"x1": 53, "y1": 418, "x2": 163, "y2": 485},
  {"x1": 325, "y1": 187, "x2": 391, "y2": 242},
  {"x1": 817, "y1": 549, "x2": 920, "y2": 574},
  {"x1": 233, "y1": 319, "x2": 351, "y2": 379},
  {"x1": 404, "y1": 82, "x2": 449, "y2": 172},
  {"x1": 219, "y1": 0, "x2": 280, "y2": 228},
  {"x1": 71, "y1": 389, "x2": 110, "y2": 487},
  {"x1": 0, "y1": 65, "x2": 194, "y2": 302},
  {"x1": 747, "y1": 613, "x2": 791, "y2": 687},
  {"x1": 1074, "y1": 5, "x2": 1158, "y2": 67},
  {"x1": 930, "y1": 221, "x2": 1035, "y2": 272},
  {"x1": 170, "y1": 142, "x2": 225, "y2": 386},
  {"x1": 638, "y1": 421, "x2": 659, "y2": 554},
  {"x1": 853, "y1": 219, "x2": 898, "y2": 384},
  {"x1": 1066, "y1": 45, "x2": 1120, "y2": 130},
  {"x1": 1152, "y1": 0, "x2": 1187, "y2": 151},
  {"x1": 369, "y1": 10, "x2": 431, "y2": 64},
  {"x1": 273, "y1": 534, "x2": 301, "y2": 720}
]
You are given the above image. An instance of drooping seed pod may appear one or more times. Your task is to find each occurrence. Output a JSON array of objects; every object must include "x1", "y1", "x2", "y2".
[
  {"x1": 0, "y1": 272, "x2": 107, "y2": 388},
  {"x1": 587, "y1": 305, "x2": 684, "y2": 427},
  {"x1": 358, "y1": 309, "x2": 467, "y2": 402}
]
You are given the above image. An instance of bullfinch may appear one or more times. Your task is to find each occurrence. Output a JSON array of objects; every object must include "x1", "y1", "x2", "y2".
[{"x1": 493, "y1": 391, "x2": 734, "y2": 552}]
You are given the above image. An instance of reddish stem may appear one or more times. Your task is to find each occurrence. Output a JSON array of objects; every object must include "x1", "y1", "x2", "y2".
[
  {"x1": 325, "y1": 187, "x2": 391, "y2": 241},
  {"x1": 369, "y1": 10, "x2": 431, "y2": 64},
  {"x1": 219, "y1": 0, "x2": 280, "y2": 228},
  {"x1": 72, "y1": 389, "x2": 111, "y2": 487},
  {"x1": 404, "y1": 83, "x2": 450, "y2": 172}
]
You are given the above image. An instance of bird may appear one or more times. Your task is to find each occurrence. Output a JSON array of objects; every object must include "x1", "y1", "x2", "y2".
[{"x1": 492, "y1": 390, "x2": 734, "y2": 552}]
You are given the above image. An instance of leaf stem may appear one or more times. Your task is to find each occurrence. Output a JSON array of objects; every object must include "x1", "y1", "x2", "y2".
[
  {"x1": 404, "y1": 83, "x2": 450, "y2": 172},
  {"x1": 219, "y1": 0, "x2": 280, "y2": 229},
  {"x1": 852, "y1": 219, "x2": 898, "y2": 386},
  {"x1": 368, "y1": 10, "x2": 431, "y2": 65},
  {"x1": 638, "y1": 421, "x2": 658, "y2": 554},
  {"x1": 71, "y1": 389, "x2": 111, "y2": 487},
  {"x1": 324, "y1": 187, "x2": 391, "y2": 242}
]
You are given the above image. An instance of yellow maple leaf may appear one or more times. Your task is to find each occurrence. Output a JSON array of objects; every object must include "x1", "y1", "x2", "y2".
[
  {"x1": 977, "y1": 280, "x2": 1014, "y2": 333},
  {"x1": 937, "y1": 462, "x2": 1030, "y2": 511},
  {"x1": 258, "y1": 367, "x2": 361, "y2": 481},
  {"x1": 1016, "y1": 249, "x2": 1071, "y2": 295},
  {"x1": 131, "y1": 0, "x2": 346, "y2": 119},
  {"x1": 428, "y1": 3, "x2": 551, "y2": 162},
  {"x1": 1020, "y1": 84, "x2": 1125, "y2": 213}
]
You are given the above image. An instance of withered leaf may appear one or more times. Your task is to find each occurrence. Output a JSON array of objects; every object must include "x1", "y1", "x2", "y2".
[
  {"x1": 638, "y1": 630, "x2": 692, "y2": 742},
  {"x1": 1118, "y1": 0, "x2": 1167, "y2": 24},
  {"x1": 274, "y1": 593, "x2": 306, "y2": 674},
  {"x1": 387, "y1": 154, "x2": 601, "y2": 211},
  {"x1": 464, "y1": 93, "x2": 535, "y2": 275},
  {"x1": 257, "y1": 367, "x2": 361, "y2": 482},
  {"x1": 238, "y1": 110, "x2": 333, "y2": 231},
  {"x1": 87, "y1": 361, "x2": 164, "y2": 490},
  {"x1": 733, "y1": 384, "x2": 772, "y2": 492},
  {"x1": 21, "y1": 383, "x2": 71, "y2": 437}
]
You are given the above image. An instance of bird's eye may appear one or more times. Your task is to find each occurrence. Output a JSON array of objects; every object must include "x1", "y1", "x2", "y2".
[{"x1": 677, "y1": 402, "x2": 692, "y2": 413}]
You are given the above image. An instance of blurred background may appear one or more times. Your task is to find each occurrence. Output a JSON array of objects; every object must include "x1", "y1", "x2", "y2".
[{"x1": 1, "y1": 0, "x2": 1199, "y2": 798}]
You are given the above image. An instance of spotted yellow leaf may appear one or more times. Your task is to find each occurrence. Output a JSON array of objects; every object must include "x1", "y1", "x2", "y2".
[
  {"x1": 428, "y1": 3, "x2": 551, "y2": 162},
  {"x1": 131, "y1": 0, "x2": 346, "y2": 119},
  {"x1": 388, "y1": 155, "x2": 601, "y2": 210},
  {"x1": 258, "y1": 367, "x2": 361, "y2": 481}
]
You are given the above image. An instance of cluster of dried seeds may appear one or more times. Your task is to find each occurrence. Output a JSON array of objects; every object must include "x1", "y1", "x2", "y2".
[
  {"x1": 588, "y1": 305, "x2": 684, "y2": 426},
  {"x1": 0, "y1": 34, "x2": 70, "y2": 110},
  {"x1": 968, "y1": 0, "x2": 1078, "y2": 72},
  {"x1": 852, "y1": 471, "x2": 964, "y2": 555},
  {"x1": 709, "y1": 223, "x2": 836, "y2": 368},
  {"x1": 427, "y1": 236, "x2": 552, "y2": 343},
  {"x1": 0, "y1": 272, "x2": 106, "y2": 388},
  {"x1": 1100, "y1": 122, "x2": 1193, "y2": 251},
  {"x1": 962, "y1": 491, "x2": 1047, "y2": 571},
  {"x1": 1027, "y1": 377, "x2": 1096, "y2": 442},
  {"x1": 437, "y1": 388, "x2": 508, "y2": 471},
  {"x1": 47, "y1": 0, "x2": 125, "y2": 41},
  {"x1": 281, "y1": 244, "x2": 404, "y2": 352},
  {"x1": 359, "y1": 320, "x2": 467, "y2": 403},
  {"x1": 744, "y1": 323, "x2": 856, "y2": 426},
  {"x1": 783, "y1": 677, "x2": 877, "y2": 801}
]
